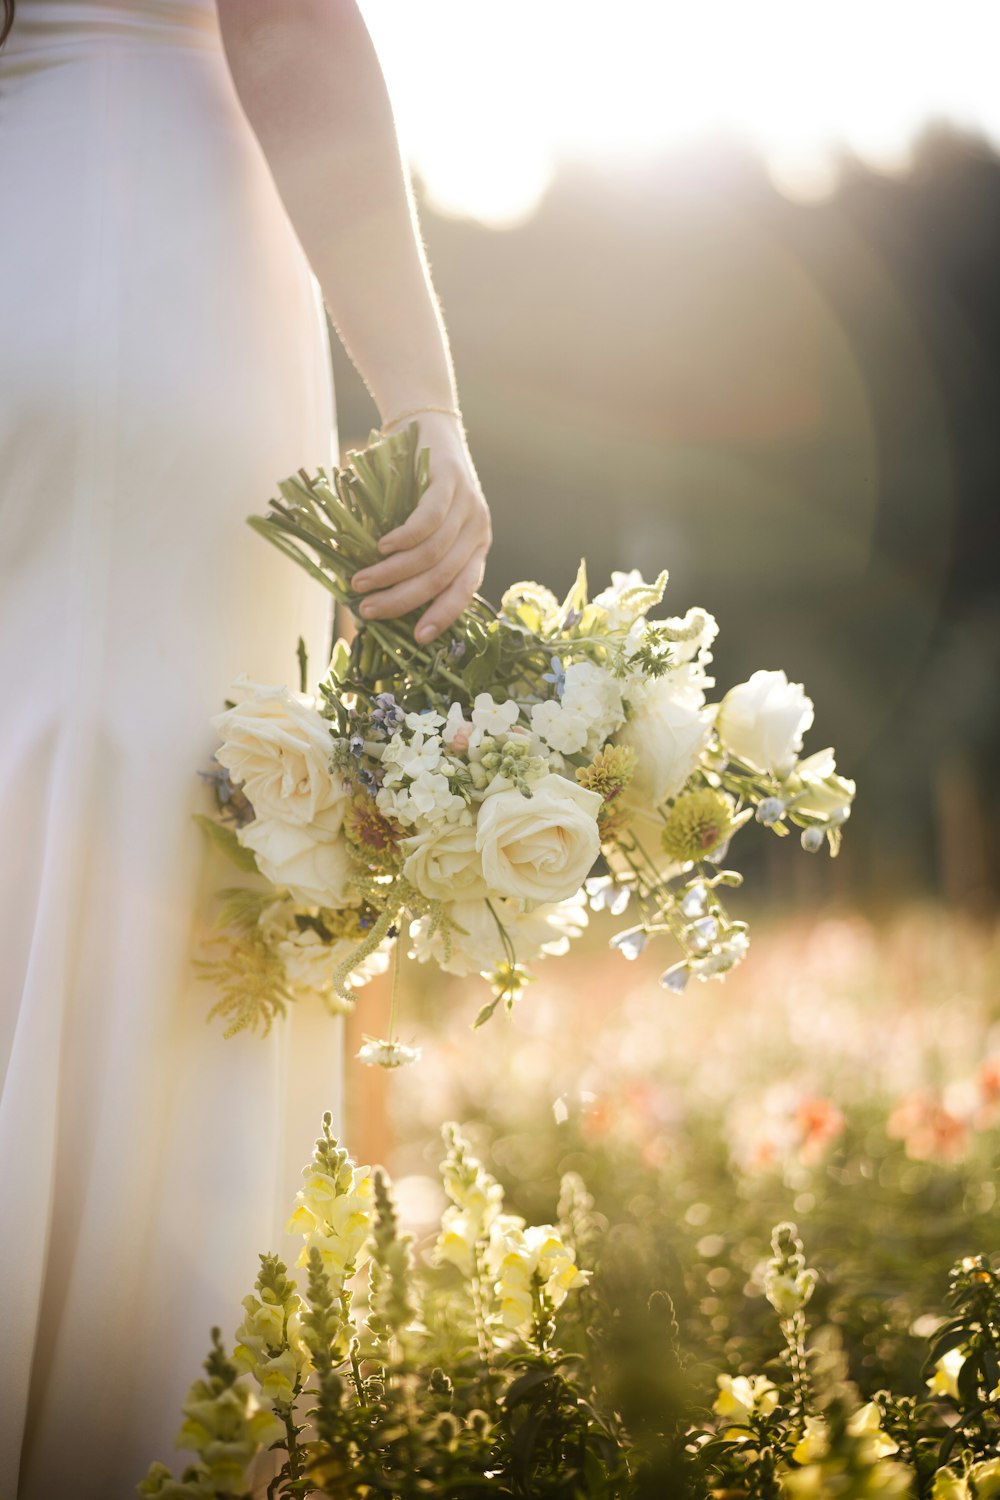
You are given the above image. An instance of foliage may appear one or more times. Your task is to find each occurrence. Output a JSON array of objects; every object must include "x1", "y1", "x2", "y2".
[{"x1": 140, "y1": 1090, "x2": 1000, "y2": 1498}]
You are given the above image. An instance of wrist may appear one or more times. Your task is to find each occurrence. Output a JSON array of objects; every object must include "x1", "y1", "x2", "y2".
[{"x1": 380, "y1": 402, "x2": 463, "y2": 433}]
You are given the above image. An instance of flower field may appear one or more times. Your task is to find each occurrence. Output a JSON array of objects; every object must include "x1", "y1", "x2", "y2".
[
  {"x1": 381, "y1": 902, "x2": 1000, "y2": 1492},
  {"x1": 145, "y1": 902, "x2": 1000, "y2": 1496},
  {"x1": 388, "y1": 903, "x2": 1000, "y2": 1391}
]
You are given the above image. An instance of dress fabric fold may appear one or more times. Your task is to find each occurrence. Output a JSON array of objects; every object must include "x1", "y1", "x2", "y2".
[{"x1": 0, "y1": 2, "x2": 344, "y2": 1492}]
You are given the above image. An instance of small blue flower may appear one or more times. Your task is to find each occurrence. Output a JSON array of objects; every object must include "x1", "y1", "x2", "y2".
[
  {"x1": 611, "y1": 926, "x2": 647, "y2": 961},
  {"x1": 801, "y1": 826, "x2": 825, "y2": 852},
  {"x1": 756, "y1": 797, "x2": 786, "y2": 827},
  {"x1": 542, "y1": 655, "x2": 566, "y2": 697},
  {"x1": 679, "y1": 883, "x2": 708, "y2": 919},
  {"x1": 563, "y1": 607, "x2": 584, "y2": 629},
  {"x1": 349, "y1": 734, "x2": 365, "y2": 757},
  {"x1": 687, "y1": 916, "x2": 719, "y2": 953},
  {"x1": 585, "y1": 876, "x2": 631, "y2": 917},
  {"x1": 659, "y1": 962, "x2": 691, "y2": 994},
  {"x1": 371, "y1": 692, "x2": 404, "y2": 729}
]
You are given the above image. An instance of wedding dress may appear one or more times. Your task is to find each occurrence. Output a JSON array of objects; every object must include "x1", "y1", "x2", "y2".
[{"x1": 0, "y1": 2, "x2": 345, "y2": 1493}]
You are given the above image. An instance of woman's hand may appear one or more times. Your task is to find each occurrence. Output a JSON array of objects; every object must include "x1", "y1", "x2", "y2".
[{"x1": 350, "y1": 413, "x2": 492, "y2": 643}]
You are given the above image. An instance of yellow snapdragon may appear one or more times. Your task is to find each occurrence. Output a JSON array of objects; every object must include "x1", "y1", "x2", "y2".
[
  {"x1": 287, "y1": 1164, "x2": 375, "y2": 1280},
  {"x1": 174, "y1": 1380, "x2": 284, "y2": 1492},
  {"x1": 932, "y1": 1472, "x2": 971, "y2": 1500},
  {"x1": 847, "y1": 1401, "x2": 900, "y2": 1458},
  {"x1": 971, "y1": 1460, "x2": 1000, "y2": 1500},
  {"x1": 485, "y1": 1219, "x2": 589, "y2": 1335},
  {"x1": 792, "y1": 1415, "x2": 830, "y2": 1464},
  {"x1": 927, "y1": 1346, "x2": 966, "y2": 1400},
  {"x1": 712, "y1": 1373, "x2": 779, "y2": 1440}
]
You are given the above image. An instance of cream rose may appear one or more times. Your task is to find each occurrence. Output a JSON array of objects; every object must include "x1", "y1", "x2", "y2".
[
  {"x1": 401, "y1": 820, "x2": 488, "y2": 903},
  {"x1": 716, "y1": 669, "x2": 814, "y2": 778},
  {"x1": 238, "y1": 818, "x2": 354, "y2": 908},
  {"x1": 475, "y1": 773, "x2": 601, "y2": 904},
  {"x1": 616, "y1": 673, "x2": 714, "y2": 809},
  {"x1": 212, "y1": 679, "x2": 347, "y2": 835}
]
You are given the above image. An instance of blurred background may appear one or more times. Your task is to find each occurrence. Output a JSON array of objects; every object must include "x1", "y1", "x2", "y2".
[
  {"x1": 331, "y1": 0, "x2": 1000, "y2": 922},
  {"x1": 333, "y1": 6, "x2": 1000, "y2": 1239},
  {"x1": 321, "y1": 4, "x2": 1000, "y2": 1390}
]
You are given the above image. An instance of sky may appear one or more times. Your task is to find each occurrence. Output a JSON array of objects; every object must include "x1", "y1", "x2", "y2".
[{"x1": 360, "y1": 0, "x2": 1000, "y2": 226}]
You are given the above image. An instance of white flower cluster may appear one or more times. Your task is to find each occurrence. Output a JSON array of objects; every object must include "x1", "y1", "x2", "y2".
[
  {"x1": 376, "y1": 710, "x2": 469, "y2": 828},
  {"x1": 530, "y1": 660, "x2": 626, "y2": 757},
  {"x1": 367, "y1": 692, "x2": 602, "y2": 975}
]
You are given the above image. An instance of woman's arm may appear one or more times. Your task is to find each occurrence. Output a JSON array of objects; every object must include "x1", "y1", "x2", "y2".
[{"x1": 217, "y1": 0, "x2": 490, "y2": 642}]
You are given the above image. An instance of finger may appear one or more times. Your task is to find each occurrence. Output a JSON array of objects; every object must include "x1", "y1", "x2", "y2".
[
  {"x1": 352, "y1": 505, "x2": 463, "y2": 593},
  {"x1": 377, "y1": 476, "x2": 455, "y2": 554},
  {"x1": 358, "y1": 522, "x2": 483, "y2": 622},
  {"x1": 414, "y1": 551, "x2": 487, "y2": 642}
]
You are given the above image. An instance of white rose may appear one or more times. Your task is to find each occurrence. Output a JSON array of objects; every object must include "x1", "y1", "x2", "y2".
[
  {"x1": 401, "y1": 821, "x2": 488, "y2": 902},
  {"x1": 616, "y1": 673, "x2": 714, "y2": 809},
  {"x1": 239, "y1": 819, "x2": 355, "y2": 908},
  {"x1": 212, "y1": 679, "x2": 346, "y2": 834},
  {"x1": 716, "y1": 669, "x2": 814, "y2": 778},
  {"x1": 475, "y1": 773, "x2": 601, "y2": 904}
]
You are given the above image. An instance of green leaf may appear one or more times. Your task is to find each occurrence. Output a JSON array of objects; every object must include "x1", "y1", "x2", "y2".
[
  {"x1": 472, "y1": 996, "x2": 501, "y2": 1029},
  {"x1": 462, "y1": 623, "x2": 502, "y2": 696},
  {"x1": 957, "y1": 1347, "x2": 984, "y2": 1406},
  {"x1": 503, "y1": 1366, "x2": 557, "y2": 1407},
  {"x1": 925, "y1": 1321, "x2": 970, "y2": 1369},
  {"x1": 193, "y1": 814, "x2": 260, "y2": 873}
]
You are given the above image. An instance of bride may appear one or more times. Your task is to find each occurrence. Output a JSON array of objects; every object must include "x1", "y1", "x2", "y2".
[{"x1": 0, "y1": 1, "x2": 491, "y2": 1493}]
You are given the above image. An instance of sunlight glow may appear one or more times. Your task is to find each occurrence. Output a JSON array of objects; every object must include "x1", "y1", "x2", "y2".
[{"x1": 361, "y1": 0, "x2": 1000, "y2": 226}]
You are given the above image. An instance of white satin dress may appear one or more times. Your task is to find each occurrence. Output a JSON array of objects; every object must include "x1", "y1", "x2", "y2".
[{"x1": 0, "y1": 3, "x2": 345, "y2": 1493}]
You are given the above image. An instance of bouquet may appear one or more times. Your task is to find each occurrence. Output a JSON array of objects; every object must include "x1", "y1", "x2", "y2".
[{"x1": 201, "y1": 424, "x2": 855, "y2": 1061}]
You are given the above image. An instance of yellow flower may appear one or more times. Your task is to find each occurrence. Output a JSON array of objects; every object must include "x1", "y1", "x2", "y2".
[
  {"x1": 713, "y1": 1373, "x2": 779, "y2": 1439},
  {"x1": 258, "y1": 1347, "x2": 301, "y2": 1408},
  {"x1": 932, "y1": 1471, "x2": 972, "y2": 1500},
  {"x1": 576, "y1": 744, "x2": 636, "y2": 840},
  {"x1": 792, "y1": 1415, "x2": 830, "y2": 1464},
  {"x1": 484, "y1": 1217, "x2": 588, "y2": 1334},
  {"x1": 927, "y1": 1346, "x2": 966, "y2": 1400},
  {"x1": 434, "y1": 1207, "x2": 480, "y2": 1277},
  {"x1": 847, "y1": 1401, "x2": 899, "y2": 1458},
  {"x1": 287, "y1": 1166, "x2": 375, "y2": 1280},
  {"x1": 660, "y1": 788, "x2": 735, "y2": 863},
  {"x1": 971, "y1": 1460, "x2": 1000, "y2": 1500}
]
